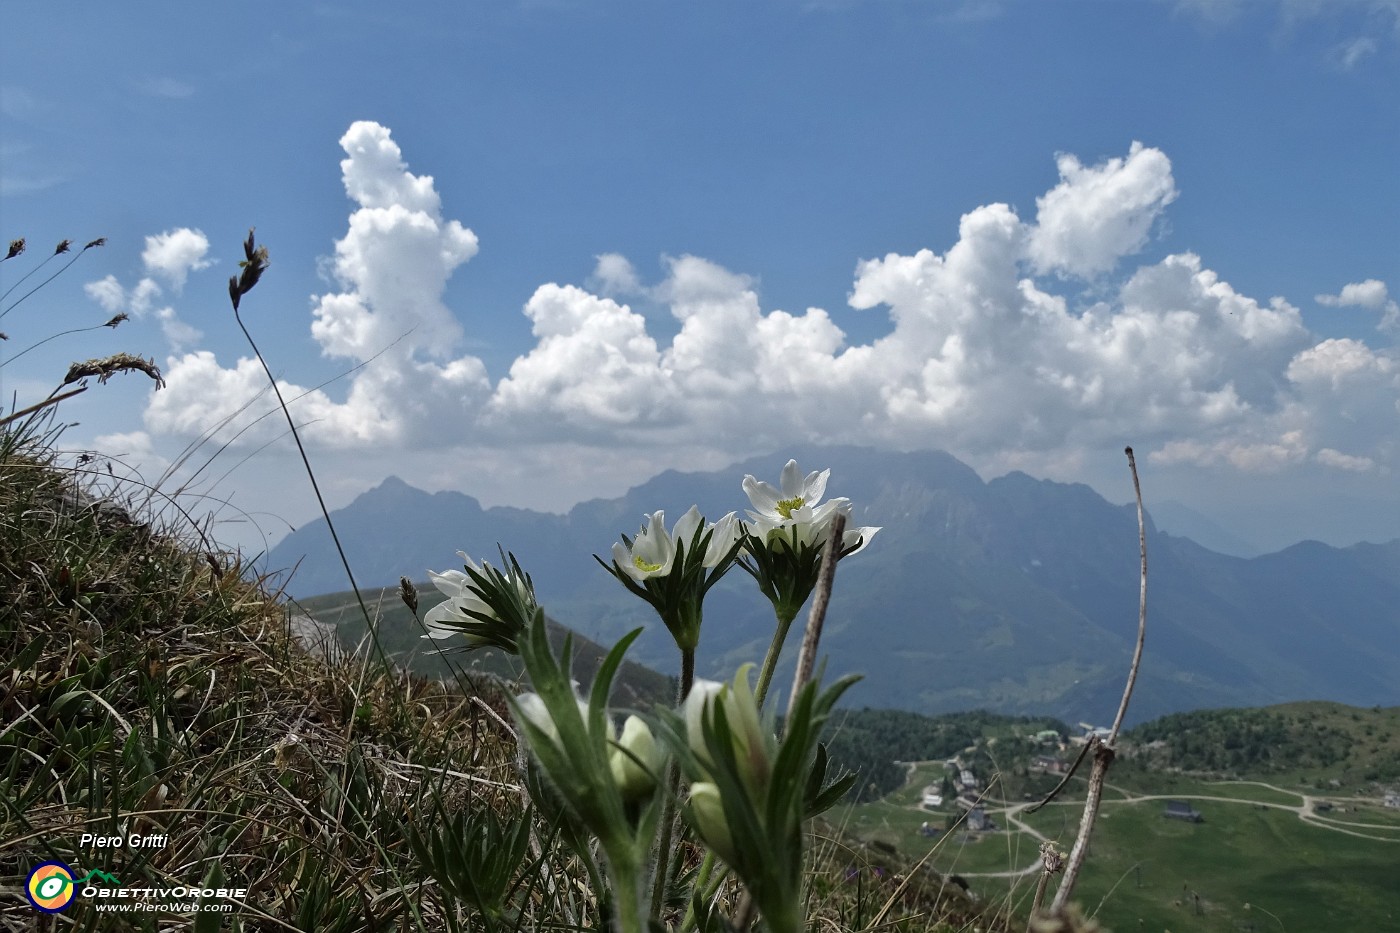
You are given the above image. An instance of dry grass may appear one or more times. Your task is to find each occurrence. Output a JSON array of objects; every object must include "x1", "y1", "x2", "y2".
[{"x1": 0, "y1": 420, "x2": 519, "y2": 931}]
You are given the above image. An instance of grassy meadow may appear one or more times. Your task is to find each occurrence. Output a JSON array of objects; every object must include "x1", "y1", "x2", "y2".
[{"x1": 838, "y1": 753, "x2": 1400, "y2": 932}]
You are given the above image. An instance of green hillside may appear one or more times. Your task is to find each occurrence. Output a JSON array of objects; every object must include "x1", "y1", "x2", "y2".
[
  {"x1": 1120, "y1": 700, "x2": 1400, "y2": 786},
  {"x1": 821, "y1": 708, "x2": 1070, "y2": 801}
]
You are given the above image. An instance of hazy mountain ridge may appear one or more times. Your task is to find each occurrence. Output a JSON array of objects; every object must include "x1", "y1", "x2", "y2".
[{"x1": 267, "y1": 447, "x2": 1400, "y2": 725}]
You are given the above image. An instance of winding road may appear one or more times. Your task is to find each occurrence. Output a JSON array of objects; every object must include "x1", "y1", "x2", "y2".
[{"x1": 889, "y1": 773, "x2": 1400, "y2": 879}]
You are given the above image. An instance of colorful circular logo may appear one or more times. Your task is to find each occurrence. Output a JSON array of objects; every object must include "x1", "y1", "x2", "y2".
[{"x1": 26, "y1": 861, "x2": 77, "y2": 913}]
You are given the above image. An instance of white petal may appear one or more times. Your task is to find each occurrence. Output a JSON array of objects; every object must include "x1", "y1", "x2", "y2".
[
  {"x1": 704, "y1": 512, "x2": 740, "y2": 566},
  {"x1": 742, "y1": 475, "x2": 781, "y2": 513},
  {"x1": 684, "y1": 679, "x2": 725, "y2": 755},
  {"x1": 514, "y1": 693, "x2": 558, "y2": 744},
  {"x1": 673, "y1": 505, "x2": 704, "y2": 550},
  {"x1": 842, "y1": 525, "x2": 881, "y2": 556},
  {"x1": 613, "y1": 540, "x2": 646, "y2": 582},
  {"x1": 426, "y1": 568, "x2": 469, "y2": 598},
  {"x1": 779, "y1": 460, "x2": 805, "y2": 498}
]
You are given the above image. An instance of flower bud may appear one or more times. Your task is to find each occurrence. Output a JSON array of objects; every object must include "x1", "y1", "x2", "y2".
[
  {"x1": 684, "y1": 666, "x2": 771, "y2": 791},
  {"x1": 609, "y1": 715, "x2": 664, "y2": 801},
  {"x1": 514, "y1": 691, "x2": 600, "y2": 749},
  {"x1": 686, "y1": 782, "x2": 737, "y2": 865},
  {"x1": 683, "y1": 678, "x2": 726, "y2": 764}
]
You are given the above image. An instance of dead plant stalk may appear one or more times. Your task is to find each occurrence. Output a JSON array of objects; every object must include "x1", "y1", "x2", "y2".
[{"x1": 1045, "y1": 446, "x2": 1148, "y2": 916}]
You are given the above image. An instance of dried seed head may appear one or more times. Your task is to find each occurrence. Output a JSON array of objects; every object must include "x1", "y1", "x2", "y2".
[
  {"x1": 84, "y1": 238, "x2": 106, "y2": 250},
  {"x1": 1039, "y1": 840, "x2": 1065, "y2": 873},
  {"x1": 54, "y1": 239, "x2": 72, "y2": 255},
  {"x1": 5, "y1": 238, "x2": 23, "y2": 260},
  {"x1": 104, "y1": 313, "x2": 129, "y2": 328},
  {"x1": 399, "y1": 576, "x2": 419, "y2": 615},
  {"x1": 230, "y1": 229, "x2": 269, "y2": 310},
  {"x1": 63, "y1": 353, "x2": 166, "y2": 389}
]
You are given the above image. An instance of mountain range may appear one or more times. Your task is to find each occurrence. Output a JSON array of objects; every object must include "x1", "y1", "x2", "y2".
[{"x1": 266, "y1": 446, "x2": 1400, "y2": 726}]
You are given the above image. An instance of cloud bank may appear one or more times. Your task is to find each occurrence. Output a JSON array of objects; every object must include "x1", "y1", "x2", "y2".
[{"x1": 125, "y1": 122, "x2": 1399, "y2": 487}]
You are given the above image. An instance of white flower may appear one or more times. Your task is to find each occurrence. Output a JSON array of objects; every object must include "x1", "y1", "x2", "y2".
[
  {"x1": 748, "y1": 497, "x2": 882, "y2": 557},
  {"x1": 421, "y1": 552, "x2": 495, "y2": 642},
  {"x1": 420, "y1": 551, "x2": 533, "y2": 643},
  {"x1": 742, "y1": 460, "x2": 830, "y2": 522},
  {"x1": 742, "y1": 461, "x2": 880, "y2": 556},
  {"x1": 612, "y1": 506, "x2": 739, "y2": 582},
  {"x1": 612, "y1": 510, "x2": 679, "y2": 582}
]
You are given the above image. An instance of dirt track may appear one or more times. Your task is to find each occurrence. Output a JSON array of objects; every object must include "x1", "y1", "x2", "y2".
[{"x1": 897, "y1": 776, "x2": 1400, "y2": 879}]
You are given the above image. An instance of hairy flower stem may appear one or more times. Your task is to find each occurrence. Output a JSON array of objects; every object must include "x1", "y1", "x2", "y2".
[
  {"x1": 649, "y1": 647, "x2": 694, "y2": 919},
  {"x1": 753, "y1": 607, "x2": 798, "y2": 711},
  {"x1": 680, "y1": 647, "x2": 695, "y2": 702},
  {"x1": 610, "y1": 860, "x2": 648, "y2": 933}
]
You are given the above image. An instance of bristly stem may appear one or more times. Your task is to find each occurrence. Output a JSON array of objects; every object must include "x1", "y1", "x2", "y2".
[
  {"x1": 1048, "y1": 446, "x2": 1148, "y2": 914},
  {"x1": 753, "y1": 608, "x2": 797, "y2": 711},
  {"x1": 649, "y1": 646, "x2": 695, "y2": 918}
]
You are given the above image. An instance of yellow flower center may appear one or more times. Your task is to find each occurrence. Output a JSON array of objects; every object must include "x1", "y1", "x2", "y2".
[
  {"x1": 634, "y1": 555, "x2": 663, "y2": 573},
  {"x1": 776, "y1": 496, "x2": 805, "y2": 519}
]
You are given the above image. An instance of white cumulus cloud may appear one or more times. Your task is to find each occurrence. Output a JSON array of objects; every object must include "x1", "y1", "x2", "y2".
[
  {"x1": 142, "y1": 228, "x2": 211, "y2": 290},
  {"x1": 1316, "y1": 279, "x2": 1389, "y2": 309},
  {"x1": 590, "y1": 253, "x2": 643, "y2": 297},
  {"x1": 147, "y1": 122, "x2": 489, "y2": 448},
  {"x1": 132, "y1": 128, "x2": 1400, "y2": 496},
  {"x1": 1027, "y1": 141, "x2": 1178, "y2": 278},
  {"x1": 83, "y1": 273, "x2": 201, "y2": 350},
  {"x1": 1316, "y1": 279, "x2": 1399, "y2": 334}
]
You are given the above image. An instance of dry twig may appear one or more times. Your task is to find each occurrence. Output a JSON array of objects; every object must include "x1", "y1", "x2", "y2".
[{"x1": 1046, "y1": 447, "x2": 1148, "y2": 915}]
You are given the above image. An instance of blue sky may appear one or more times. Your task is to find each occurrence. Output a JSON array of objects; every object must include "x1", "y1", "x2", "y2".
[{"x1": 2, "y1": 0, "x2": 1397, "y2": 558}]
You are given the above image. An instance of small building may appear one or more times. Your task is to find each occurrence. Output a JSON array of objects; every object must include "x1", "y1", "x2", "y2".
[
  {"x1": 920, "y1": 785, "x2": 943, "y2": 808},
  {"x1": 1384, "y1": 792, "x2": 1400, "y2": 809},
  {"x1": 1163, "y1": 800, "x2": 1204, "y2": 823},
  {"x1": 959, "y1": 769, "x2": 979, "y2": 790},
  {"x1": 966, "y1": 806, "x2": 996, "y2": 832},
  {"x1": 1030, "y1": 755, "x2": 1068, "y2": 775}
]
